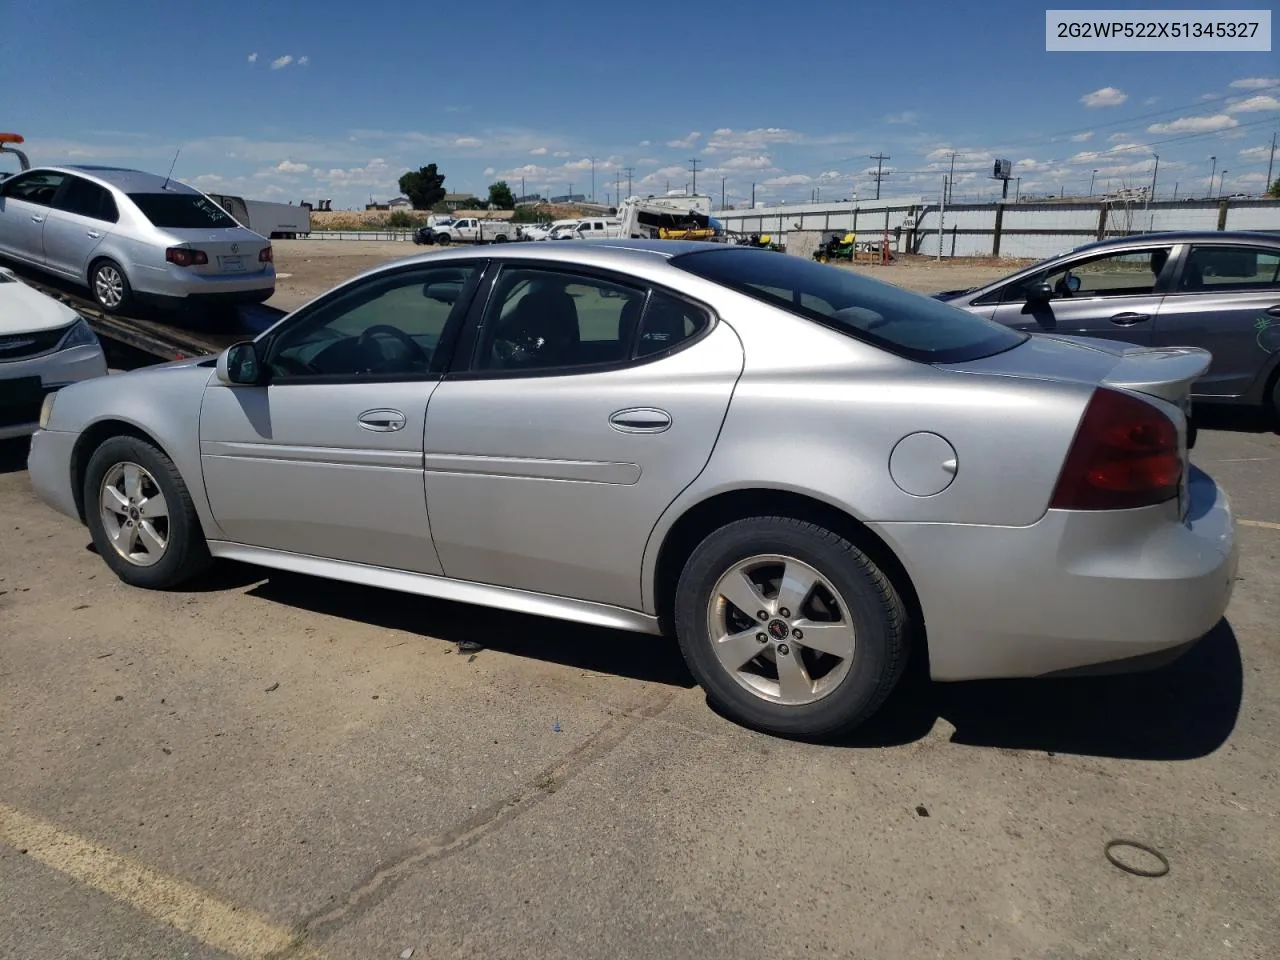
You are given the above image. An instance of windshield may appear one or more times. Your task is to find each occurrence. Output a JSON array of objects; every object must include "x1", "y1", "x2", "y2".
[
  {"x1": 128, "y1": 193, "x2": 239, "y2": 229},
  {"x1": 672, "y1": 248, "x2": 1028, "y2": 364}
]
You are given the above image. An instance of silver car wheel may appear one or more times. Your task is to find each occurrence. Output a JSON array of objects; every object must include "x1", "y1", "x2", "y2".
[
  {"x1": 94, "y1": 264, "x2": 124, "y2": 309},
  {"x1": 705, "y1": 553, "x2": 856, "y2": 706},
  {"x1": 99, "y1": 461, "x2": 169, "y2": 567}
]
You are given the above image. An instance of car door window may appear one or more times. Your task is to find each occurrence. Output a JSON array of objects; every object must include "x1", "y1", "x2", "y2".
[
  {"x1": 1, "y1": 170, "x2": 66, "y2": 205},
  {"x1": 266, "y1": 264, "x2": 480, "y2": 380},
  {"x1": 52, "y1": 176, "x2": 119, "y2": 223},
  {"x1": 1036, "y1": 247, "x2": 1174, "y2": 300},
  {"x1": 476, "y1": 267, "x2": 647, "y2": 371},
  {"x1": 636, "y1": 290, "x2": 711, "y2": 357},
  {"x1": 1179, "y1": 246, "x2": 1280, "y2": 293}
]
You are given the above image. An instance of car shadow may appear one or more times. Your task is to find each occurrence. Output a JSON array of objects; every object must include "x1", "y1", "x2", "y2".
[
  {"x1": 242, "y1": 569, "x2": 697, "y2": 689},
  {"x1": 1193, "y1": 404, "x2": 1279, "y2": 436},
  {"x1": 826, "y1": 618, "x2": 1242, "y2": 760},
  {"x1": 0, "y1": 437, "x2": 29, "y2": 475}
]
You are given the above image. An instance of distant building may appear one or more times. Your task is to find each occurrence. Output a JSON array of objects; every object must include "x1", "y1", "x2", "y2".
[
  {"x1": 442, "y1": 192, "x2": 479, "y2": 211},
  {"x1": 515, "y1": 193, "x2": 544, "y2": 204},
  {"x1": 549, "y1": 193, "x2": 586, "y2": 203},
  {"x1": 386, "y1": 197, "x2": 412, "y2": 210}
]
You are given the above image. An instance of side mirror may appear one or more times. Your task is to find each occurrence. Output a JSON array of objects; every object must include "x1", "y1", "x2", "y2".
[
  {"x1": 215, "y1": 341, "x2": 264, "y2": 386},
  {"x1": 1026, "y1": 281, "x2": 1055, "y2": 302}
]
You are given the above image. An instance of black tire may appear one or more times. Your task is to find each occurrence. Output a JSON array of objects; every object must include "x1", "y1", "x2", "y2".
[
  {"x1": 673, "y1": 516, "x2": 908, "y2": 739},
  {"x1": 89, "y1": 259, "x2": 133, "y2": 314},
  {"x1": 435, "y1": 233, "x2": 451, "y2": 245},
  {"x1": 493, "y1": 234, "x2": 508, "y2": 243},
  {"x1": 83, "y1": 435, "x2": 212, "y2": 589}
]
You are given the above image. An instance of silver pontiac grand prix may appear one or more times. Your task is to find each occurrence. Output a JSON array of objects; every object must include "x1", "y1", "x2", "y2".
[{"x1": 26, "y1": 240, "x2": 1237, "y2": 738}]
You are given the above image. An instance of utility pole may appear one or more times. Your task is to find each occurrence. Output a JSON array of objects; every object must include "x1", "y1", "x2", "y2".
[
  {"x1": 1150, "y1": 152, "x2": 1159, "y2": 201},
  {"x1": 569, "y1": 182, "x2": 573, "y2": 202},
  {"x1": 521, "y1": 176, "x2": 525, "y2": 200},
  {"x1": 1208, "y1": 156, "x2": 1217, "y2": 198},
  {"x1": 622, "y1": 167, "x2": 633, "y2": 199},
  {"x1": 1014, "y1": 177, "x2": 1021, "y2": 203},
  {"x1": 870, "y1": 153, "x2": 890, "y2": 200},
  {"x1": 751, "y1": 182, "x2": 756, "y2": 207},
  {"x1": 1089, "y1": 169, "x2": 1098, "y2": 196},
  {"x1": 721, "y1": 176, "x2": 726, "y2": 210},
  {"x1": 1219, "y1": 169, "x2": 1228, "y2": 196},
  {"x1": 1266, "y1": 132, "x2": 1277, "y2": 193},
  {"x1": 590, "y1": 157, "x2": 597, "y2": 202},
  {"x1": 615, "y1": 172, "x2": 621, "y2": 207},
  {"x1": 946, "y1": 152, "x2": 959, "y2": 203},
  {"x1": 688, "y1": 157, "x2": 701, "y2": 194}
]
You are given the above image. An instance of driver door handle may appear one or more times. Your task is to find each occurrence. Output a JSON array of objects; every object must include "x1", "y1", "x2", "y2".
[
  {"x1": 87, "y1": 230, "x2": 102, "y2": 239},
  {"x1": 357, "y1": 408, "x2": 406, "y2": 432},
  {"x1": 609, "y1": 407, "x2": 672, "y2": 433},
  {"x1": 1265, "y1": 305, "x2": 1280, "y2": 317},
  {"x1": 30, "y1": 215, "x2": 43, "y2": 223},
  {"x1": 1109, "y1": 312, "x2": 1151, "y2": 326}
]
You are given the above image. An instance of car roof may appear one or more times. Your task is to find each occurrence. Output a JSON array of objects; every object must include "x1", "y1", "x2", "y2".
[
  {"x1": 30, "y1": 164, "x2": 202, "y2": 195},
  {"x1": 385, "y1": 237, "x2": 733, "y2": 273},
  {"x1": 1070, "y1": 230, "x2": 1280, "y2": 254}
]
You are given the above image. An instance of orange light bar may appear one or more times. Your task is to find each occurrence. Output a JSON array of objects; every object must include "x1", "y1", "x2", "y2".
[{"x1": 0, "y1": 133, "x2": 25, "y2": 144}]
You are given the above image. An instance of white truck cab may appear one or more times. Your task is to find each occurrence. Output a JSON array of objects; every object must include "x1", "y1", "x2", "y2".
[{"x1": 434, "y1": 218, "x2": 515, "y2": 244}]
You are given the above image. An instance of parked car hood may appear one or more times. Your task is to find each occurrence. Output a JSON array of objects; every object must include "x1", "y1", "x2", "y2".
[
  {"x1": 0, "y1": 270, "x2": 78, "y2": 334},
  {"x1": 939, "y1": 333, "x2": 1211, "y2": 405}
]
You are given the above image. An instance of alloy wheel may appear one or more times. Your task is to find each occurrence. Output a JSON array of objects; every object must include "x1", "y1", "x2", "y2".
[
  {"x1": 99, "y1": 461, "x2": 169, "y2": 567},
  {"x1": 94, "y1": 265, "x2": 124, "y2": 309}
]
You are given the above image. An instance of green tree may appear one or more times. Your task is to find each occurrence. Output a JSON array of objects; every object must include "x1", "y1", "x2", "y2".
[
  {"x1": 386, "y1": 210, "x2": 414, "y2": 229},
  {"x1": 399, "y1": 164, "x2": 447, "y2": 210},
  {"x1": 1268, "y1": 178, "x2": 1280, "y2": 199},
  {"x1": 487, "y1": 180, "x2": 516, "y2": 210}
]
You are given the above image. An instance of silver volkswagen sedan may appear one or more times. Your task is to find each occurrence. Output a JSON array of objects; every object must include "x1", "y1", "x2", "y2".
[
  {"x1": 26, "y1": 240, "x2": 1237, "y2": 738},
  {"x1": 0, "y1": 165, "x2": 275, "y2": 314}
]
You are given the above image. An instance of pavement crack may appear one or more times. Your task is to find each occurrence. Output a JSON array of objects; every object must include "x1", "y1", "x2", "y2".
[{"x1": 293, "y1": 688, "x2": 675, "y2": 942}]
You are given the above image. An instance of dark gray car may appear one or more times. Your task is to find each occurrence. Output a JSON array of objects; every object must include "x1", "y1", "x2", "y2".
[{"x1": 935, "y1": 231, "x2": 1280, "y2": 416}]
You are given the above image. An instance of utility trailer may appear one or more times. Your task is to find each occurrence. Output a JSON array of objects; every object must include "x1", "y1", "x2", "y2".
[{"x1": 207, "y1": 193, "x2": 311, "y2": 239}]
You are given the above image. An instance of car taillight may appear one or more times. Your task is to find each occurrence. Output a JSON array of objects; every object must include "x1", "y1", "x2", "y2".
[
  {"x1": 166, "y1": 247, "x2": 208, "y2": 267},
  {"x1": 259, "y1": 246, "x2": 273, "y2": 263},
  {"x1": 1049, "y1": 387, "x2": 1182, "y2": 511}
]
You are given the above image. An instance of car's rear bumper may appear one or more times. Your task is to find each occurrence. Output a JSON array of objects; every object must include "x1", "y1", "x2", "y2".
[
  {"x1": 27, "y1": 427, "x2": 80, "y2": 520},
  {"x1": 0, "y1": 344, "x2": 109, "y2": 440},
  {"x1": 135, "y1": 288, "x2": 275, "y2": 310},
  {"x1": 131, "y1": 262, "x2": 275, "y2": 306},
  {"x1": 872, "y1": 466, "x2": 1237, "y2": 681}
]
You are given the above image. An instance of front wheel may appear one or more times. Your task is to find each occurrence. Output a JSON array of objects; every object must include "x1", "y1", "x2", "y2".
[
  {"x1": 674, "y1": 516, "x2": 908, "y2": 738},
  {"x1": 435, "y1": 233, "x2": 451, "y2": 245},
  {"x1": 90, "y1": 259, "x2": 132, "y2": 314},
  {"x1": 83, "y1": 435, "x2": 212, "y2": 589}
]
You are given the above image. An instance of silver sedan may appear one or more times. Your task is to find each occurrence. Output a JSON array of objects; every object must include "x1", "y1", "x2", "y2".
[{"x1": 26, "y1": 240, "x2": 1237, "y2": 738}]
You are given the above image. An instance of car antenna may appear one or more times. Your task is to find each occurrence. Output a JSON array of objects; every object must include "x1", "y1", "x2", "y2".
[{"x1": 162, "y1": 147, "x2": 181, "y2": 190}]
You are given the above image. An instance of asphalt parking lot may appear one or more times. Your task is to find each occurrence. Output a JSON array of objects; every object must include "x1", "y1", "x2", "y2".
[{"x1": 1, "y1": 249, "x2": 1278, "y2": 959}]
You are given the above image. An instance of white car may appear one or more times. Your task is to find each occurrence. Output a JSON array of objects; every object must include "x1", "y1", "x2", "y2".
[{"x1": 0, "y1": 267, "x2": 108, "y2": 439}]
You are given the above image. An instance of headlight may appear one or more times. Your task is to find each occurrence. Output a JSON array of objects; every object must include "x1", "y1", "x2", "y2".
[
  {"x1": 58, "y1": 317, "x2": 100, "y2": 350},
  {"x1": 38, "y1": 391, "x2": 57, "y2": 429}
]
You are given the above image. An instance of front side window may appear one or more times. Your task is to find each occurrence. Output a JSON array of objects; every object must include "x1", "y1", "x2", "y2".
[
  {"x1": 1, "y1": 170, "x2": 66, "y2": 205},
  {"x1": 266, "y1": 265, "x2": 479, "y2": 380},
  {"x1": 475, "y1": 267, "x2": 647, "y2": 371},
  {"x1": 1179, "y1": 246, "x2": 1280, "y2": 292},
  {"x1": 1037, "y1": 247, "x2": 1174, "y2": 299},
  {"x1": 672, "y1": 247, "x2": 1026, "y2": 363},
  {"x1": 127, "y1": 192, "x2": 238, "y2": 228}
]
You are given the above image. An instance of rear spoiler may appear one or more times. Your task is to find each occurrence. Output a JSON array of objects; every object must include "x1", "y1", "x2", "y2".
[{"x1": 1101, "y1": 345, "x2": 1212, "y2": 405}]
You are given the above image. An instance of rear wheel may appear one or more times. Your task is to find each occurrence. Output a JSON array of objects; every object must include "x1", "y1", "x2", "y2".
[
  {"x1": 90, "y1": 259, "x2": 132, "y2": 314},
  {"x1": 673, "y1": 516, "x2": 908, "y2": 738},
  {"x1": 83, "y1": 436, "x2": 212, "y2": 589}
]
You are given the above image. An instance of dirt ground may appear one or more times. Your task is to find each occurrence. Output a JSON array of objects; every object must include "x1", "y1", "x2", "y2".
[
  {"x1": 1, "y1": 238, "x2": 1278, "y2": 960},
  {"x1": 266, "y1": 239, "x2": 1031, "y2": 313}
]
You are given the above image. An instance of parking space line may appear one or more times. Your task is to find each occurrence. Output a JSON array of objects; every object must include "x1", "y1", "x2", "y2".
[
  {"x1": 1240, "y1": 519, "x2": 1280, "y2": 531},
  {"x1": 0, "y1": 802, "x2": 319, "y2": 959}
]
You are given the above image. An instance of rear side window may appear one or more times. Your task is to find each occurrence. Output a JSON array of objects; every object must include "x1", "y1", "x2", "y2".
[
  {"x1": 672, "y1": 248, "x2": 1027, "y2": 363},
  {"x1": 54, "y1": 177, "x2": 119, "y2": 223},
  {"x1": 1180, "y1": 246, "x2": 1280, "y2": 292},
  {"x1": 127, "y1": 193, "x2": 238, "y2": 228}
]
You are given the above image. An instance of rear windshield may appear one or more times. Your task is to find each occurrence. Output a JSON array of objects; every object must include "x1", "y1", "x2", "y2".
[
  {"x1": 672, "y1": 248, "x2": 1028, "y2": 363},
  {"x1": 128, "y1": 193, "x2": 238, "y2": 229}
]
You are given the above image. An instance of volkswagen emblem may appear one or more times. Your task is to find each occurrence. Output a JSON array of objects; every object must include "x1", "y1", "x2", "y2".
[{"x1": 230, "y1": 242, "x2": 239, "y2": 253}]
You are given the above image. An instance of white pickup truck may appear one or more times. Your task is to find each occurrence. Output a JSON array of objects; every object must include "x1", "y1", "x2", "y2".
[{"x1": 434, "y1": 218, "x2": 516, "y2": 244}]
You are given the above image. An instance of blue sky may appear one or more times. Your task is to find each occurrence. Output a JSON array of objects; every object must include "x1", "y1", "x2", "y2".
[{"x1": 1, "y1": 0, "x2": 1277, "y2": 207}]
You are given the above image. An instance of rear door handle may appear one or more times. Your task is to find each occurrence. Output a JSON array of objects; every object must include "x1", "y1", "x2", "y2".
[
  {"x1": 30, "y1": 215, "x2": 43, "y2": 223},
  {"x1": 609, "y1": 407, "x2": 672, "y2": 433},
  {"x1": 87, "y1": 230, "x2": 102, "y2": 239},
  {"x1": 1109, "y1": 312, "x2": 1151, "y2": 326},
  {"x1": 1265, "y1": 305, "x2": 1280, "y2": 317},
  {"x1": 357, "y1": 408, "x2": 406, "y2": 432}
]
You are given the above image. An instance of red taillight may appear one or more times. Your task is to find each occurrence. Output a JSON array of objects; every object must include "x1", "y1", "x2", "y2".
[
  {"x1": 259, "y1": 245, "x2": 273, "y2": 263},
  {"x1": 1050, "y1": 387, "x2": 1182, "y2": 511},
  {"x1": 166, "y1": 247, "x2": 208, "y2": 267}
]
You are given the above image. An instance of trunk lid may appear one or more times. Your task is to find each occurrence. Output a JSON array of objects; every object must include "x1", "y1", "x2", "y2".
[
  {"x1": 162, "y1": 226, "x2": 271, "y2": 278},
  {"x1": 937, "y1": 333, "x2": 1210, "y2": 407}
]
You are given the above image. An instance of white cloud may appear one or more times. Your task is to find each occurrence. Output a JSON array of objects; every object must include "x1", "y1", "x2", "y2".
[
  {"x1": 297, "y1": 55, "x2": 310, "y2": 67},
  {"x1": 1227, "y1": 95, "x2": 1280, "y2": 114},
  {"x1": 719, "y1": 154, "x2": 774, "y2": 170},
  {"x1": 1197, "y1": 93, "x2": 1217, "y2": 101},
  {"x1": 452, "y1": 136, "x2": 483, "y2": 147},
  {"x1": 563, "y1": 157, "x2": 595, "y2": 171},
  {"x1": 1229, "y1": 77, "x2": 1279, "y2": 90},
  {"x1": 503, "y1": 164, "x2": 551, "y2": 178},
  {"x1": 705, "y1": 127, "x2": 805, "y2": 151},
  {"x1": 1081, "y1": 86, "x2": 1127, "y2": 107},
  {"x1": 763, "y1": 174, "x2": 812, "y2": 186},
  {"x1": 1147, "y1": 114, "x2": 1238, "y2": 134},
  {"x1": 553, "y1": 150, "x2": 571, "y2": 158},
  {"x1": 1143, "y1": 96, "x2": 1160, "y2": 105},
  {"x1": 1107, "y1": 131, "x2": 1132, "y2": 142},
  {"x1": 530, "y1": 146, "x2": 548, "y2": 155},
  {"x1": 247, "y1": 52, "x2": 258, "y2": 64},
  {"x1": 638, "y1": 140, "x2": 650, "y2": 147},
  {"x1": 483, "y1": 167, "x2": 495, "y2": 176},
  {"x1": 639, "y1": 164, "x2": 689, "y2": 186},
  {"x1": 315, "y1": 157, "x2": 393, "y2": 189},
  {"x1": 884, "y1": 111, "x2": 919, "y2": 125},
  {"x1": 1070, "y1": 131, "x2": 1094, "y2": 142},
  {"x1": 275, "y1": 160, "x2": 309, "y2": 174},
  {"x1": 270, "y1": 55, "x2": 294, "y2": 70},
  {"x1": 665, "y1": 131, "x2": 701, "y2": 149},
  {"x1": 1239, "y1": 145, "x2": 1273, "y2": 161}
]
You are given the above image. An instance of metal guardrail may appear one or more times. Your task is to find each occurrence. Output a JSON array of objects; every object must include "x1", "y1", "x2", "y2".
[{"x1": 305, "y1": 231, "x2": 416, "y2": 242}]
